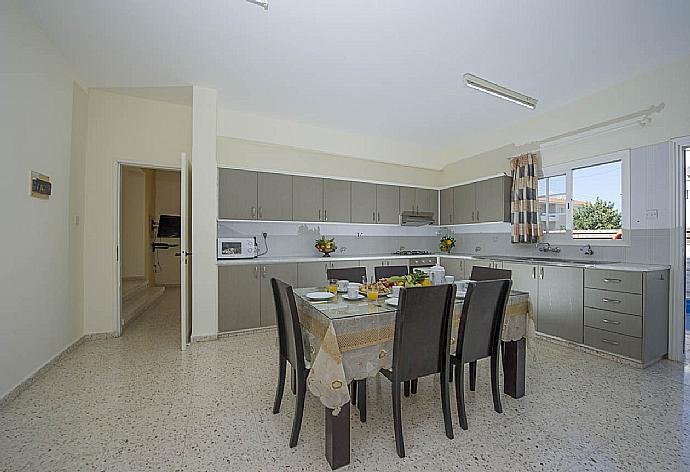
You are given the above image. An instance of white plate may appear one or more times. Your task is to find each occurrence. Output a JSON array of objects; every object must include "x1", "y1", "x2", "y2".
[
  {"x1": 385, "y1": 297, "x2": 399, "y2": 307},
  {"x1": 342, "y1": 294, "x2": 365, "y2": 301},
  {"x1": 306, "y1": 292, "x2": 336, "y2": 301}
]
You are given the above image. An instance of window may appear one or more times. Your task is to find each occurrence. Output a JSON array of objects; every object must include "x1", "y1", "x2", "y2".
[{"x1": 538, "y1": 150, "x2": 628, "y2": 242}]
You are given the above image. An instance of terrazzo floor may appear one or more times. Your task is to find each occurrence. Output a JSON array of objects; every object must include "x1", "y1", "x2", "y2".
[{"x1": 2, "y1": 287, "x2": 690, "y2": 471}]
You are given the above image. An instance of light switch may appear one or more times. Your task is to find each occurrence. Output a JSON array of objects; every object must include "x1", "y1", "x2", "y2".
[{"x1": 645, "y1": 209, "x2": 659, "y2": 219}]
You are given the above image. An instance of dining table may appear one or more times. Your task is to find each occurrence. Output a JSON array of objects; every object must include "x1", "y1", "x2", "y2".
[{"x1": 293, "y1": 286, "x2": 533, "y2": 470}]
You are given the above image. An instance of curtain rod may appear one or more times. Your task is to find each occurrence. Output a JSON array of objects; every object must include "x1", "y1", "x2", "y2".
[{"x1": 507, "y1": 103, "x2": 665, "y2": 158}]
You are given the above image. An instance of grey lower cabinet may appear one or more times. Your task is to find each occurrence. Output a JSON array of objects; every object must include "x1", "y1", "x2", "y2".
[
  {"x1": 218, "y1": 168, "x2": 258, "y2": 220},
  {"x1": 464, "y1": 259, "x2": 495, "y2": 279},
  {"x1": 440, "y1": 257, "x2": 465, "y2": 279},
  {"x1": 258, "y1": 172, "x2": 292, "y2": 221},
  {"x1": 440, "y1": 188, "x2": 453, "y2": 225},
  {"x1": 293, "y1": 176, "x2": 324, "y2": 222},
  {"x1": 502, "y1": 262, "x2": 540, "y2": 328},
  {"x1": 259, "y1": 263, "x2": 298, "y2": 327},
  {"x1": 351, "y1": 182, "x2": 377, "y2": 223},
  {"x1": 323, "y1": 179, "x2": 351, "y2": 222},
  {"x1": 362, "y1": 258, "x2": 409, "y2": 280},
  {"x1": 297, "y1": 260, "x2": 362, "y2": 287},
  {"x1": 583, "y1": 268, "x2": 668, "y2": 363},
  {"x1": 218, "y1": 264, "x2": 261, "y2": 332},
  {"x1": 376, "y1": 185, "x2": 400, "y2": 224},
  {"x1": 537, "y1": 265, "x2": 584, "y2": 343}
]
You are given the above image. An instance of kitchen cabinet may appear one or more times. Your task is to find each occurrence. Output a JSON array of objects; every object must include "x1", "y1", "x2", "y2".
[
  {"x1": 440, "y1": 188, "x2": 454, "y2": 225},
  {"x1": 464, "y1": 259, "x2": 497, "y2": 279},
  {"x1": 537, "y1": 265, "x2": 584, "y2": 343},
  {"x1": 399, "y1": 187, "x2": 416, "y2": 214},
  {"x1": 502, "y1": 262, "x2": 540, "y2": 328},
  {"x1": 440, "y1": 257, "x2": 465, "y2": 279},
  {"x1": 218, "y1": 168, "x2": 258, "y2": 220},
  {"x1": 453, "y1": 183, "x2": 476, "y2": 224},
  {"x1": 292, "y1": 176, "x2": 324, "y2": 222},
  {"x1": 351, "y1": 182, "x2": 377, "y2": 223},
  {"x1": 376, "y1": 185, "x2": 400, "y2": 224},
  {"x1": 259, "y1": 263, "x2": 298, "y2": 327},
  {"x1": 258, "y1": 172, "x2": 292, "y2": 221},
  {"x1": 218, "y1": 265, "x2": 261, "y2": 332},
  {"x1": 400, "y1": 187, "x2": 438, "y2": 222},
  {"x1": 297, "y1": 260, "x2": 361, "y2": 287},
  {"x1": 362, "y1": 258, "x2": 408, "y2": 280},
  {"x1": 323, "y1": 179, "x2": 351, "y2": 222}
]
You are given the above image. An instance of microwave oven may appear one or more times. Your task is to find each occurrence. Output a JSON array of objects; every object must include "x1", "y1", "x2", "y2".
[{"x1": 217, "y1": 237, "x2": 257, "y2": 259}]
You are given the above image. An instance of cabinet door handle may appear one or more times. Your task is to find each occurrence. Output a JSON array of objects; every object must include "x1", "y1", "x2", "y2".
[
  {"x1": 373, "y1": 211, "x2": 376, "y2": 222},
  {"x1": 324, "y1": 209, "x2": 328, "y2": 221},
  {"x1": 539, "y1": 267, "x2": 544, "y2": 279},
  {"x1": 258, "y1": 207, "x2": 263, "y2": 218},
  {"x1": 601, "y1": 298, "x2": 621, "y2": 304},
  {"x1": 601, "y1": 338, "x2": 620, "y2": 346},
  {"x1": 601, "y1": 319, "x2": 621, "y2": 325},
  {"x1": 251, "y1": 206, "x2": 257, "y2": 218},
  {"x1": 318, "y1": 209, "x2": 322, "y2": 221},
  {"x1": 603, "y1": 278, "x2": 622, "y2": 284},
  {"x1": 254, "y1": 266, "x2": 258, "y2": 278},
  {"x1": 377, "y1": 212, "x2": 380, "y2": 222},
  {"x1": 532, "y1": 266, "x2": 536, "y2": 279},
  {"x1": 261, "y1": 266, "x2": 267, "y2": 278},
  {"x1": 476, "y1": 209, "x2": 479, "y2": 220}
]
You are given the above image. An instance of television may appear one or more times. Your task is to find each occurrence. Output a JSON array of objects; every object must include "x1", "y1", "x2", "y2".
[{"x1": 157, "y1": 215, "x2": 181, "y2": 238}]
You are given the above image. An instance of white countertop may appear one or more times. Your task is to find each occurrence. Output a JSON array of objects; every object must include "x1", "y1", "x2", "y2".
[{"x1": 217, "y1": 253, "x2": 669, "y2": 272}]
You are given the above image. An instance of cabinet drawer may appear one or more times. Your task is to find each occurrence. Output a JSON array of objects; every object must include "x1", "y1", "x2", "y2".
[
  {"x1": 584, "y1": 269, "x2": 642, "y2": 294},
  {"x1": 584, "y1": 288, "x2": 642, "y2": 316},
  {"x1": 584, "y1": 308, "x2": 642, "y2": 338},
  {"x1": 584, "y1": 327, "x2": 641, "y2": 360}
]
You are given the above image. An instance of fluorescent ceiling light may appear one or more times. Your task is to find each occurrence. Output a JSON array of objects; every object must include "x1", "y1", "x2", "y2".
[
  {"x1": 245, "y1": 0, "x2": 268, "y2": 10},
  {"x1": 463, "y1": 73, "x2": 537, "y2": 109}
]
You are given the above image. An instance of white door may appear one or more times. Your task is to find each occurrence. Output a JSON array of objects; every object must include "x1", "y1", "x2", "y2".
[{"x1": 180, "y1": 152, "x2": 192, "y2": 350}]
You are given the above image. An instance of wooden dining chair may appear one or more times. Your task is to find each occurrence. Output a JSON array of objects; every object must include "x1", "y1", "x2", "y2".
[
  {"x1": 374, "y1": 265, "x2": 409, "y2": 280},
  {"x1": 379, "y1": 284, "x2": 456, "y2": 458},
  {"x1": 470, "y1": 265, "x2": 512, "y2": 281},
  {"x1": 326, "y1": 266, "x2": 367, "y2": 283},
  {"x1": 271, "y1": 278, "x2": 309, "y2": 448},
  {"x1": 451, "y1": 279, "x2": 512, "y2": 430}
]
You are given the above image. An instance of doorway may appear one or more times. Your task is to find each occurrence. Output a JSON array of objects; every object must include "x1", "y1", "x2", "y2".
[{"x1": 115, "y1": 156, "x2": 191, "y2": 350}]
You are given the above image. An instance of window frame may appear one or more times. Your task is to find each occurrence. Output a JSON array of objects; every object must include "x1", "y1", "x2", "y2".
[{"x1": 538, "y1": 149, "x2": 630, "y2": 246}]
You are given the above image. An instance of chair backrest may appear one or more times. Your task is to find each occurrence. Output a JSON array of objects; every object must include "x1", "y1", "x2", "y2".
[
  {"x1": 392, "y1": 284, "x2": 456, "y2": 382},
  {"x1": 470, "y1": 265, "x2": 512, "y2": 281},
  {"x1": 326, "y1": 266, "x2": 367, "y2": 283},
  {"x1": 455, "y1": 279, "x2": 512, "y2": 364},
  {"x1": 374, "y1": 265, "x2": 409, "y2": 280},
  {"x1": 271, "y1": 278, "x2": 305, "y2": 371}
]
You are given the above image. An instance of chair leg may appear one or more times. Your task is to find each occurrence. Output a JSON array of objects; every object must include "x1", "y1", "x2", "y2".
[
  {"x1": 356, "y1": 379, "x2": 367, "y2": 422},
  {"x1": 273, "y1": 355, "x2": 286, "y2": 414},
  {"x1": 392, "y1": 381, "x2": 405, "y2": 458},
  {"x1": 289, "y1": 370, "x2": 306, "y2": 448},
  {"x1": 469, "y1": 361, "x2": 477, "y2": 391},
  {"x1": 411, "y1": 379, "x2": 418, "y2": 395},
  {"x1": 350, "y1": 379, "x2": 357, "y2": 406},
  {"x1": 439, "y1": 369, "x2": 454, "y2": 440},
  {"x1": 449, "y1": 366, "x2": 454, "y2": 383},
  {"x1": 454, "y1": 363, "x2": 468, "y2": 430},
  {"x1": 490, "y1": 354, "x2": 503, "y2": 414},
  {"x1": 403, "y1": 380, "x2": 410, "y2": 397},
  {"x1": 291, "y1": 367, "x2": 296, "y2": 395}
]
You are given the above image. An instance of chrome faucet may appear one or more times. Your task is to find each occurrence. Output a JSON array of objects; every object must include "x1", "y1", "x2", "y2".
[
  {"x1": 536, "y1": 242, "x2": 561, "y2": 253},
  {"x1": 580, "y1": 244, "x2": 594, "y2": 256}
]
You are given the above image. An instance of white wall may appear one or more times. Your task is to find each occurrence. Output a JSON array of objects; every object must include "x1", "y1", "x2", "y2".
[
  {"x1": 83, "y1": 90, "x2": 192, "y2": 334},
  {"x1": 0, "y1": 0, "x2": 83, "y2": 398},
  {"x1": 121, "y1": 167, "x2": 146, "y2": 278},
  {"x1": 154, "y1": 169, "x2": 181, "y2": 286}
]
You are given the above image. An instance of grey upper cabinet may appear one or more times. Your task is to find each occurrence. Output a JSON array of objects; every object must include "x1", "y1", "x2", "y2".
[
  {"x1": 399, "y1": 187, "x2": 416, "y2": 213},
  {"x1": 537, "y1": 265, "x2": 584, "y2": 343},
  {"x1": 218, "y1": 265, "x2": 261, "y2": 332},
  {"x1": 440, "y1": 188, "x2": 454, "y2": 225},
  {"x1": 502, "y1": 262, "x2": 539, "y2": 328},
  {"x1": 416, "y1": 188, "x2": 436, "y2": 214},
  {"x1": 259, "y1": 263, "x2": 297, "y2": 327},
  {"x1": 258, "y1": 172, "x2": 292, "y2": 221},
  {"x1": 475, "y1": 176, "x2": 511, "y2": 223},
  {"x1": 323, "y1": 179, "x2": 351, "y2": 223},
  {"x1": 218, "y1": 168, "x2": 258, "y2": 220},
  {"x1": 453, "y1": 183, "x2": 476, "y2": 224},
  {"x1": 376, "y1": 185, "x2": 400, "y2": 224},
  {"x1": 351, "y1": 182, "x2": 377, "y2": 223},
  {"x1": 293, "y1": 176, "x2": 324, "y2": 222}
]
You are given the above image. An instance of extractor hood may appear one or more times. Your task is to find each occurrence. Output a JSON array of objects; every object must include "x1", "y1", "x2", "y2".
[{"x1": 400, "y1": 211, "x2": 434, "y2": 226}]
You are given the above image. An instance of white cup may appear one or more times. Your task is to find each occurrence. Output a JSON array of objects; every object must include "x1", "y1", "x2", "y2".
[
  {"x1": 390, "y1": 285, "x2": 402, "y2": 298},
  {"x1": 337, "y1": 280, "x2": 349, "y2": 292},
  {"x1": 444, "y1": 275, "x2": 455, "y2": 284},
  {"x1": 347, "y1": 283, "x2": 360, "y2": 299}
]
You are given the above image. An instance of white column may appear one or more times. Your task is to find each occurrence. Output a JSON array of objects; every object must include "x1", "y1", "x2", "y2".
[{"x1": 191, "y1": 87, "x2": 218, "y2": 339}]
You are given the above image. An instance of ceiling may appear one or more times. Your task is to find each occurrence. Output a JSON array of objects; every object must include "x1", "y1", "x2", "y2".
[{"x1": 18, "y1": 0, "x2": 690, "y2": 167}]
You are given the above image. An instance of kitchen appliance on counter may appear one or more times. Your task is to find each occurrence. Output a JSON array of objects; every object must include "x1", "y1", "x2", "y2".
[{"x1": 217, "y1": 237, "x2": 257, "y2": 259}]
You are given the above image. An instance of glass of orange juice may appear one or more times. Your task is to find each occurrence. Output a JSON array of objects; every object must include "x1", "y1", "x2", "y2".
[
  {"x1": 366, "y1": 284, "x2": 379, "y2": 300},
  {"x1": 327, "y1": 279, "x2": 338, "y2": 294}
]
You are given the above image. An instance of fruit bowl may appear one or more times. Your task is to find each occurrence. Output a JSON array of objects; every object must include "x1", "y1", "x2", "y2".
[{"x1": 316, "y1": 247, "x2": 336, "y2": 257}]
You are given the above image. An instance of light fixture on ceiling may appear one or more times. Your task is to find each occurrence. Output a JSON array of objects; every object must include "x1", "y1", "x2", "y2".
[
  {"x1": 245, "y1": 0, "x2": 268, "y2": 10},
  {"x1": 463, "y1": 73, "x2": 537, "y2": 109}
]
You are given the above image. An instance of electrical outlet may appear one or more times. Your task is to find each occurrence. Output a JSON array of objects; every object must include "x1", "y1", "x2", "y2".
[
  {"x1": 356, "y1": 232, "x2": 365, "y2": 239},
  {"x1": 645, "y1": 209, "x2": 659, "y2": 219}
]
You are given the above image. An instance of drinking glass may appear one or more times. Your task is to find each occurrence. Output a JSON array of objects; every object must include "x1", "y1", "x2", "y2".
[
  {"x1": 327, "y1": 279, "x2": 338, "y2": 293},
  {"x1": 366, "y1": 276, "x2": 379, "y2": 300}
]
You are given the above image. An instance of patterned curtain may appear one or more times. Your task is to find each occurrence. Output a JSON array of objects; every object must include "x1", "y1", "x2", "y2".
[{"x1": 510, "y1": 153, "x2": 542, "y2": 243}]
